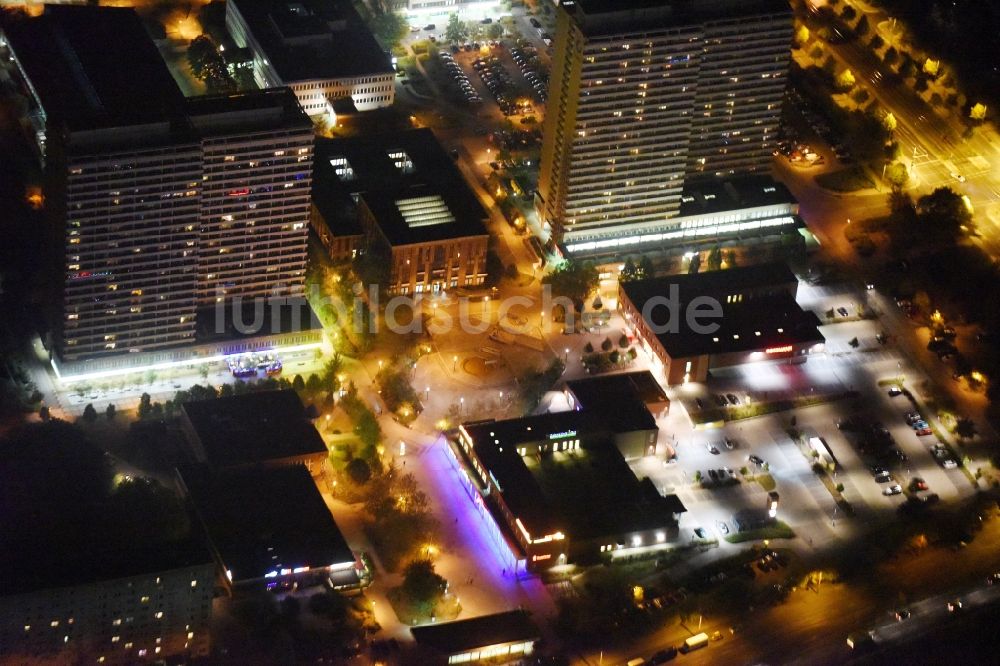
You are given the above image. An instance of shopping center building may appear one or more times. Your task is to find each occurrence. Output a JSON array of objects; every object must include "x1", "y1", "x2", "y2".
[{"x1": 448, "y1": 403, "x2": 683, "y2": 571}]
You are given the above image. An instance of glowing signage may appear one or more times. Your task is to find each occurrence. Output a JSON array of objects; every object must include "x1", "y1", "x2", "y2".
[
  {"x1": 765, "y1": 345, "x2": 794, "y2": 354},
  {"x1": 548, "y1": 430, "x2": 577, "y2": 440},
  {"x1": 531, "y1": 554, "x2": 552, "y2": 562}
]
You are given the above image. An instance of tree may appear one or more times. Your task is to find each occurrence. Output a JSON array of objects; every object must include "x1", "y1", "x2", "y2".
[
  {"x1": 794, "y1": 25, "x2": 810, "y2": 47},
  {"x1": 137, "y1": 393, "x2": 153, "y2": 420},
  {"x1": 306, "y1": 373, "x2": 323, "y2": 394},
  {"x1": 486, "y1": 22, "x2": 504, "y2": 39},
  {"x1": 638, "y1": 256, "x2": 654, "y2": 279},
  {"x1": 724, "y1": 250, "x2": 737, "y2": 268},
  {"x1": 618, "y1": 334, "x2": 629, "y2": 348},
  {"x1": 852, "y1": 88, "x2": 870, "y2": 104},
  {"x1": 401, "y1": 559, "x2": 447, "y2": 615},
  {"x1": 969, "y1": 103, "x2": 988, "y2": 121},
  {"x1": 835, "y1": 68, "x2": 856, "y2": 91},
  {"x1": 917, "y1": 187, "x2": 973, "y2": 241},
  {"x1": 869, "y1": 35, "x2": 884, "y2": 51},
  {"x1": 367, "y1": 4, "x2": 408, "y2": 49},
  {"x1": 601, "y1": 337, "x2": 613, "y2": 352},
  {"x1": 706, "y1": 246, "x2": 722, "y2": 271},
  {"x1": 292, "y1": 374, "x2": 306, "y2": 392},
  {"x1": 445, "y1": 12, "x2": 468, "y2": 43},
  {"x1": 583, "y1": 342, "x2": 594, "y2": 353},
  {"x1": 955, "y1": 417, "x2": 977, "y2": 439},
  {"x1": 620, "y1": 257, "x2": 638, "y2": 283},
  {"x1": 82, "y1": 403, "x2": 98, "y2": 423},
  {"x1": 105, "y1": 403, "x2": 116, "y2": 421},
  {"x1": 354, "y1": 410, "x2": 382, "y2": 451},
  {"x1": 884, "y1": 47, "x2": 899, "y2": 67},
  {"x1": 39, "y1": 405, "x2": 50, "y2": 421},
  {"x1": 346, "y1": 457, "x2": 372, "y2": 485},
  {"x1": 542, "y1": 260, "x2": 599, "y2": 311},
  {"x1": 885, "y1": 162, "x2": 909, "y2": 188},
  {"x1": 322, "y1": 353, "x2": 344, "y2": 394},
  {"x1": 849, "y1": 337, "x2": 860, "y2": 348},
  {"x1": 687, "y1": 252, "x2": 702, "y2": 274},
  {"x1": 187, "y1": 36, "x2": 216, "y2": 79},
  {"x1": 841, "y1": 5, "x2": 856, "y2": 21},
  {"x1": 855, "y1": 15, "x2": 869, "y2": 36}
]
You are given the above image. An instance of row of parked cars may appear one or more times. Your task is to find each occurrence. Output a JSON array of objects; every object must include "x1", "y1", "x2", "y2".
[
  {"x1": 786, "y1": 89, "x2": 855, "y2": 164},
  {"x1": 473, "y1": 56, "x2": 521, "y2": 115},
  {"x1": 438, "y1": 51, "x2": 481, "y2": 105},
  {"x1": 510, "y1": 45, "x2": 547, "y2": 103}
]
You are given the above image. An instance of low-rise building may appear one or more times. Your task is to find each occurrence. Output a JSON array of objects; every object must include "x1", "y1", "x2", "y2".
[
  {"x1": 449, "y1": 405, "x2": 682, "y2": 571},
  {"x1": 179, "y1": 389, "x2": 328, "y2": 474},
  {"x1": 227, "y1": 0, "x2": 394, "y2": 115},
  {"x1": 404, "y1": 0, "x2": 502, "y2": 25},
  {"x1": 565, "y1": 370, "x2": 671, "y2": 425},
  {"x1": 312, "y1": 129, "x2": 490, "y2": 295},
  {"x1": 178, "y1": 464, "x2": 359, "y2": 592},
  {"x1": 410, "y1": 610, "x2": 540, "y2": 665},
  {"x1": 618, "y1": 263, "x2": 825, "y2": 385}
]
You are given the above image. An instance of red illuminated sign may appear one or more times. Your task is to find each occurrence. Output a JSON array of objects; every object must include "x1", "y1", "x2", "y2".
[{"x1": 765, "y1": 345, "x2": 794, "y2": 354}]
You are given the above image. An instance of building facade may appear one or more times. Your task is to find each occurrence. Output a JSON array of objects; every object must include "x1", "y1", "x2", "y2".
[
  {"x1": 189, "y1": 96, "x2": 313, "y2": 306},
  {"x1": 226, "y1": 0, "x2": 395, "y2": 115},
  {"x1": 536, "y1": 0, "x2": 792, "y2": 244},
  {"x1": 3, "y1": 7, "x2": 314, "y2": 364},
  {"x1": 618, "y1": 263, "x2": 825, "y2": 385},
  {"x1": 0, "y1": 562, "x2": 215, "y2": 666},
  {"x1": 312, "y1": 130, "x2": 490, "y2": 295},
  {"x1": 450, "y1": 407, "x2": 680, "y2": 572}
]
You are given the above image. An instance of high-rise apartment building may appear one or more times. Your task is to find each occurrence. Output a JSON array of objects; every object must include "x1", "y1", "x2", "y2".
[
  {"x1": 3, "y1": 6, "x2": 313, "y2": 362},
  {"x1": 537, "y1": 0, "x2": 792, "y2": 245},
  {"x1": 188, "y1": 95, "x2": 313, "y2": 307}
]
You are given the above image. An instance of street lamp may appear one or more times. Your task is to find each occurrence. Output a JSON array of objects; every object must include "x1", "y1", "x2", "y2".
[
  {"x1": 564, "y1": 347, "x2": 569, "y2": 362},
  {"x1": 459, "y1": 397, "x2": 464, "y2": 414},
  {"x1": 453, "y1": 355, "x2": 458, "y2": 372},
  {"x1": 425, "y1": 385, "x2": 430, "y2": 400}
]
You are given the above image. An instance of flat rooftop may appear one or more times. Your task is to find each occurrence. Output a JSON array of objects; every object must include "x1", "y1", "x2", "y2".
[
  {"x1": 313, "y1": 129, "x2": 488, "y2": 246},
  {"x1": 230, "y1": 0, "x2": 392, "y2": 82},
  {"x1": 462, "y1": 413, "x2": 674, "y2": 540},
  {"x1": 181, "y1": 465, "x2": 354, "y2": 582},
  {"x1": 411, "y1": 610, "x2": 539, "y2": 654},
  {"x1": 182, "y1": 389, "x2": 327, "y2": 468},
  {"x1": 566, "y1": 371, "x2": 668, "y2": 430},
  {"x1": 620, "y1": 264, "x2": 824, "y2": 358},
  {"x1": 4, "y1": 5, "x2": 187, "y2": 132},
  {"x1": 679, "y1": 176, "x2": 796, "y2": 218},
  {"x1": 568, "y1": 0, "x2": 791, "y2": 36},
  {"x1": 185, "y1": 88, "x2": 311, "y2": 134}
]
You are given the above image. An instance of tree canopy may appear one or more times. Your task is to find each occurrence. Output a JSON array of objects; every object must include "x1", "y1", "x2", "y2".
[{"x1": 542, "y1": 259, "x2": 599, "y2": 309}]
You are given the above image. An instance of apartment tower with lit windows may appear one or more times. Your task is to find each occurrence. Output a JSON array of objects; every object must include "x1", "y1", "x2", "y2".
[
  {"x1": 537, "y1": 0, "x2": 793, "y2": 248},
  {"x1": 3, "y1": 6, "x2": 313, "y2": 363}
]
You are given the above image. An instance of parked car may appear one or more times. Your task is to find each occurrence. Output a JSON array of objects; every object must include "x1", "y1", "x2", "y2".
[
  {"x1": 650, "y1": 647, "x2": 678, "y2": 664},
  {"x1": 749, "y1": 454, "x2": 765, "y2": 466},
  {"x1": 706, "y1": 444, "x2": 720, "y2": 455},
  {"x1": 883, "y1": 484, "x2": 903, "y2": 496},
  {"x1": 910, "y1": 478, "x2": 928, "y2": 492},
  {"x1": 887, "y1": 386, "x2": 903, "y2": 397}
]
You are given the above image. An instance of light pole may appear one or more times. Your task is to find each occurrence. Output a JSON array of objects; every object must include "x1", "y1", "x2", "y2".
[
  {"x1": 425, "y1": 385, "x2": 430, "y2": 401},
  {"x1": 564, "y1": 347, "x2": 569, "y2": 363},
  {"x1": 453, "y1": 355, "x2": 459, "y2": 372},
  {"x1": 459, "y1": 397, "x2": 464, "y2": 415}
]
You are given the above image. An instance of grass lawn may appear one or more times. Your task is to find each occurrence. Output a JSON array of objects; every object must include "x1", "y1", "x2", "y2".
[
  {"x1": 755, "y1": 473, "x2": 777, "y2": 492},
  {"x1": 815, "y1": 166, "x2": 875, "y2": 192},
  {"x1": 725, "y1": 521, "x2": 795, "y2": 544}
]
